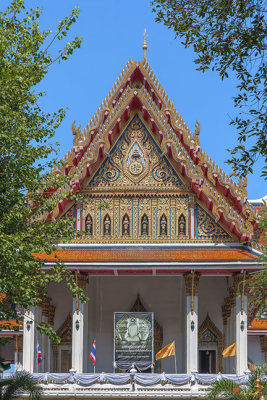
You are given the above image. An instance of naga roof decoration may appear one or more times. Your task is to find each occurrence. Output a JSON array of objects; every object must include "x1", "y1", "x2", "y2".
[{"x1": 50, "y1": 58, "x2": 259, "y2": 244}]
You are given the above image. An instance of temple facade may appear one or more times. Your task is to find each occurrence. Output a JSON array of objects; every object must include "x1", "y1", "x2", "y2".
[{"x1": 1, "y1": 46, "x2": 266, "y2": 397}]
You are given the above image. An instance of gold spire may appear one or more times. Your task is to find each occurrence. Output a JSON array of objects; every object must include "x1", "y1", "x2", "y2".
[{"x1": 142, "y1": 29, "x2": 148, "y2": 61}]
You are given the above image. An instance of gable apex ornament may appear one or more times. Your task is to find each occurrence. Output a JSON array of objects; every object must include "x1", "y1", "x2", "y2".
[{"x1": 142, "y1": 29, "x2": 148, "y2": 61}]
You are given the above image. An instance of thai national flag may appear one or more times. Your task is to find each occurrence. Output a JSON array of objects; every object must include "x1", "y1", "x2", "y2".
[
  {"x1": 37, "y1": 343, "x2": 42, "y2": 366},
  {"x1": 90, "y1": 340, "x2": 96, "y2": 365}
]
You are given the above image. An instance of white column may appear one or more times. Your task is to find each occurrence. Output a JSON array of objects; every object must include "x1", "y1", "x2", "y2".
[
  {"x1": 186, "y1": 296, "x2": 198, "y2": 373},
  {"x1": 23, "y1": 307, "x2": 35, "y2": 372},
  {"x1": 72, "y1": 298, "x2": 84, "y2": 373},
  {"x1": 236, "y1": 294, "x2": 248, "y2": 374},
  {"x1": 184, "y1": 273, "x2": 200, "y2": 373},
  {"x1": 71, "y1": 272, "x2": 88, "y2": 373}
]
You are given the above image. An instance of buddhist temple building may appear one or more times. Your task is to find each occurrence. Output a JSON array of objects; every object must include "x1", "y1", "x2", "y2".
[{"x1": 1, "y1": 40, "x2": 266, "y2": 397}]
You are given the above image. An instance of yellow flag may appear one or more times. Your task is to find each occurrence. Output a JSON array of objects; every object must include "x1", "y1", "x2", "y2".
[
  {"x1": 222, "y1": 342, "x2": 236, "y2": 358},
  {"x1": 156, "y1": 341, "x2": 175, "y2": 361}
]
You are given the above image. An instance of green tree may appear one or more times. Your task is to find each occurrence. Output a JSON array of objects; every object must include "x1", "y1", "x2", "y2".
[
  {"x1": 151, "y1": 0, "x2": 267, "y2": 319},
  {"x1": 151, "y1": 0, "x2": 267, "y2": 178},
  {"x1": 0, "y1": 371, "x2": 42, "y2": 400},
  {"x1": 0, "y1": 0, "x2": 86, "y2": 342},
  {"x1": 207, "y1": 365, "x2": 267, "y2": 400}
]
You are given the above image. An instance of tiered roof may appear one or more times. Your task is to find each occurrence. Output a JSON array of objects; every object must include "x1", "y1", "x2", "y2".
[{"x1": 50, "y1": 58, "x2": 260, "y2": 244}]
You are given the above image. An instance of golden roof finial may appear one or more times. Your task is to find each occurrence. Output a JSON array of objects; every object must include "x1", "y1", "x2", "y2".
[{"x1": 142, "y1": 29, "x2": 148, "y2": 61}]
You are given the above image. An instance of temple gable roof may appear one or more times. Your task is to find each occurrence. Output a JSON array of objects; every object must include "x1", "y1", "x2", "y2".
[{"x1": 52, "y1": 59, "x2": 259, "y2": 244}]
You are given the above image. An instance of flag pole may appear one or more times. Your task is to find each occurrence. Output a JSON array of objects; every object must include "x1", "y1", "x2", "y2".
[
  {"x1": 174, "y1": 341, "x2": 177, "y2": 374},
  {"x1": 94, "y1": 340, "x2": 96, "y2": 374}
]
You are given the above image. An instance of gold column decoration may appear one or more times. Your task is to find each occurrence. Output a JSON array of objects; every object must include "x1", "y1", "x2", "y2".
[
  {"x1": 40, "y1": 295, "x2": 51, "y2": 318},
  {"x1": 222, "y1": 305, "x2": 231, "y2": 326},
  {"x1": 221, "y1": 273, "x2": 247, "y2": 325},
  {"x1": 184, "y1": 271, "x2": 200, "y2": 315},
  {"x1": 75, "y1": 271, "x2": 88, "y2": 314},
  {"x1": 48, "y1": 305, "x2": 56, "y2": 326}
]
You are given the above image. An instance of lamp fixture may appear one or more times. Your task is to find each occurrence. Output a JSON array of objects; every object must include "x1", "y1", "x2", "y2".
[
  {"x1": 26, "y1": 320, "x2": 31, "y2": 332},
  {"x1": 75, "y1": 319, "x2": 80, "y2": 331}
]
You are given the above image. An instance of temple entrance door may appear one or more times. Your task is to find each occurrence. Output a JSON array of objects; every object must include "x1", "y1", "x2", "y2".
[
  {"x1": 199, "y1": 350, "x2": 216, "y2": 373},
  {"x1": 52, "y1": 314, "x2": 72, "y2": 372},
  {"x1": 198, "y1": 314, "x2": 224, "y2": 372}
]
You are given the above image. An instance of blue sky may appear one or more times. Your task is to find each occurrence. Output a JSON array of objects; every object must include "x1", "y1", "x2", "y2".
[{"x1": 3, "y1": 0, "x2": 266, "y2": 199}]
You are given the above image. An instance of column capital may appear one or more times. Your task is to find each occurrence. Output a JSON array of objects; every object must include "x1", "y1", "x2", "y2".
[
  {"x1": 75, "y1": 272, "x2": 88, "y2": 290},
  {"x1": 40, "y1": 295, "x2": 51, "y2": 318},
  {"x1": 233, "y1": 272, "x2": 248, "y2": 295},
  {"x1": 48, "y1": 304, "x2": 56, "y2": 326},
  {"x1": 184, "y1": 272, "x2": 201, "y2": 296},
  {"x1": 222, "y1": 305, "x2": 231, "y2": 326}
]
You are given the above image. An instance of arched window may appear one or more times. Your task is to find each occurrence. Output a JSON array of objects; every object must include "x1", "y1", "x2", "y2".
[
  {"x1": 141, "y1": 214, "x2": 149, "y2": 236},
  {"x1": 122, "y1": 214, "x2": 130, "y2": 236},
  {"x1": 85, "y1": 214, "x2": 93, "y2": 236},
  {"x1": 160, "y1": 214, "x2": 167, "y2": 236},
  {"x1": 103, "y1": 214, "x2": 111, "y2": 236},
  {"x1": 178, "y1": 214, "x2": 186, "y2": 236}
]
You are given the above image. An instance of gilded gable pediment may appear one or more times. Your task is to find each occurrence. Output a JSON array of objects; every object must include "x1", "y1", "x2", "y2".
[{"x1": 88, "y1": 115, "x2": 186, "y2": 193}]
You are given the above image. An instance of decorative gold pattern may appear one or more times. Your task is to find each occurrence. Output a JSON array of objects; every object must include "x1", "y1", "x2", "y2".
[
  {"x1": 40, "y1": 296, "x2": 50, "y2": 318},
  {"x1": 81, "y1": 195, "x2": 190, "y2": 242},
  {"x1": 53, "y1": 58, "x2": 257, "y2": 240},
  {"x1": 184, "y1": 272, "x2": 200, "y2": 297},
  {"x1": 89, "y1": 116, "x2": 184, "y2": 190},
  {"x1": 222, "y1": 273, "x2": 248, "y2": 325},
  {"x1": 198, "y1": 206, "x2": 232, "y2": 241},
  {"x1": 66, "y1": 117, "x2": 237, "y2": 243}
]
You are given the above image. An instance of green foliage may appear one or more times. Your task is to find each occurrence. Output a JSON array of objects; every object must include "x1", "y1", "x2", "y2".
[
  {"x1": 207, "y1": 365, "x2": 267, "y2": 400},
  {"x1": 0, "y1": 371, "x2": 42, "y2": 400},
  {"x1": 0, "y1": 0, "x2": 86, "y2": 342},
  {"x1": 249, "y1": 210, "x2": 267, "y2": 315},
  {"x1": 151, "y1": 0, "x2": 267, "y2": 178}
]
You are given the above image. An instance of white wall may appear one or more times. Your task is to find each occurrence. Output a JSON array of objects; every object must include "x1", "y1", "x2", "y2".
[
  {"x1": 86, "y1": 276, "x2": 186, "y2": 373},
  {"x1": 48, "y1": 281, "x2": 73, "y2": 332},
  {"x1": 198, "y1": 276, "x2": 228, "y2": 333},
  {"x1": 46, "y1": 275, "x2": 266, "y2": 374},
  {"x1": 248, "y1": 336, "x2": 265, "y2": 365}
]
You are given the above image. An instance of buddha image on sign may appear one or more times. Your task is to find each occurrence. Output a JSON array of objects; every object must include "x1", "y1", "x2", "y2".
[{"x1": 125, "y1": 317, "x2": 149, "y2": 343}]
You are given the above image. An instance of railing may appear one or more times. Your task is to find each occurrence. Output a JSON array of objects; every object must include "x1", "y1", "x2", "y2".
[{"x1": 3, "y1": 371, "x2": 254, "y2": 397}]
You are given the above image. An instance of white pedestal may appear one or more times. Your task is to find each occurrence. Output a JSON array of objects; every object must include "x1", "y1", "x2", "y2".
[
  {"x1": 186, "y1": 296, "x2": 198, "y2": 373},
  {"x1": 236, "y1": 295, "x2": 248, "y2": 374},
  {"x1": 23, "y1": 307, "x2": 35, "y2": 372},
  {"x1": 72, "y1": 299, "x2": 84, "y2": 373}
]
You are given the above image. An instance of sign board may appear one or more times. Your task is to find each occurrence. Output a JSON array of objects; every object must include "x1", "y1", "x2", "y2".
[{"x1": 114, "y1": 312, "x2": 154, "y2": 365}]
